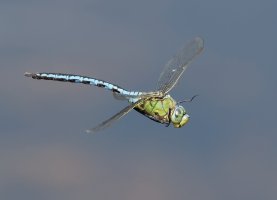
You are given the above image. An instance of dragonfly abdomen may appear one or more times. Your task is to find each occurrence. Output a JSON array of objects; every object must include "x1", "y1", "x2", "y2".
[{"x1": 24, "y1": 72, "x2": 143, "y2": 97}]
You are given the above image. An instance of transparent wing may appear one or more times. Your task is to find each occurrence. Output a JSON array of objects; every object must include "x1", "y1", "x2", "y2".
[
  {"x1": 86, "y1": 99, "x2": 144, "y2": 133},
  {"x1": 157, "y1": 37, "x2": 204, "y2": 94}
]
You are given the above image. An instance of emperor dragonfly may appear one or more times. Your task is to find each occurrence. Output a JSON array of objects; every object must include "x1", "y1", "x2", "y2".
[{"x1": 24, "y1": 37, "x2": 204, "y2": 132}]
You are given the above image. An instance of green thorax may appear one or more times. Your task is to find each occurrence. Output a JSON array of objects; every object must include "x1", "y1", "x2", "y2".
[{"x1": 134, "y1": 95, "x2": 176, "y2": 124}]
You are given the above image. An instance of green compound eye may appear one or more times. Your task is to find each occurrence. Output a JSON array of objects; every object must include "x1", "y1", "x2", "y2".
[
  {"x1": 175, "y1": 107, "x2": 185, "y2": 118},
  {"x1": 172, "y1": 106, "x2": 184, "y2": 123},
  {"x1": 171, "y1": 106, "x2": 189, "y2": 128}
]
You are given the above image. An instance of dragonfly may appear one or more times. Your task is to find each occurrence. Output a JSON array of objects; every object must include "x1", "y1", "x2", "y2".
[{"x1": 24, "y1": 37, "x2": 204, "y2": 132}]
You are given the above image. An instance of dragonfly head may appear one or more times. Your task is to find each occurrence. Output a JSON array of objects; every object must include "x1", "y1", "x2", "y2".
[{"x1": 171, "y1": 105, "x2": 190, "y2": 128}]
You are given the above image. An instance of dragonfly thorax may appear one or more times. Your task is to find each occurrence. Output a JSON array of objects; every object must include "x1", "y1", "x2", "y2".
[
  {"x1": 171, "y1": 105, "x2": 190, "y2": 128},
  {"x1": 133, "y1": 94, "x2": 190, "y2": 128}
]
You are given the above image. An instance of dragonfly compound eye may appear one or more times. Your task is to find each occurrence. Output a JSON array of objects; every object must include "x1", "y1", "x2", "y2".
[
  {"x1": 174, "y1": 107, "x2": 183, "y2": 117},
  {"x1": 171, "y1": 106, "x2": 189, "y2": 128},
  {"x1": 172, "y1": 106, "x2": 184, "y2": 122}
]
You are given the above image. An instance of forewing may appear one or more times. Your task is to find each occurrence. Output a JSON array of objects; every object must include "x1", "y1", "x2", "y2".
[
  {"x1": 86, "y1": 99, "x2": 144, "y2": 133},
  {"x1": 157, "y1": 37, "x2": 204, "y2": 94}
]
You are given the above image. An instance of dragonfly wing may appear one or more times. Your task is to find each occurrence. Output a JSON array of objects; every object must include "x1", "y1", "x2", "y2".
[
  {"x1": 86, "y1": 99, "x2": 144, "y2": 133},
  {"x1": 157, "y1": 37, "x2": 204, "y2": 94}
]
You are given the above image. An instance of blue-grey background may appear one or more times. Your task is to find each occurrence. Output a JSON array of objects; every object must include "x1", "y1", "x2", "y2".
[{"x1": 1, "y1": 0, "x2": 276, "y2": 199}]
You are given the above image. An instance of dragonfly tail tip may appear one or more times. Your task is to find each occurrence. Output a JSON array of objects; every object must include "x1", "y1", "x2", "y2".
[
  {"x1": 85, "y1": 129, "x2": 91, "y2": 133},
  {"x1": 24, "y1": 72, "x2": 34, "y2": 77},
  {"x1": 85, "y1": 129, "x2": 96, "y2": 134}
]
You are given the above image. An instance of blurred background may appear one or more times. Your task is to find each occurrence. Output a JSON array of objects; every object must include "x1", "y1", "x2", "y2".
[{"x1": 1, "y1": 0, "x2": 276, "y2": 199}]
